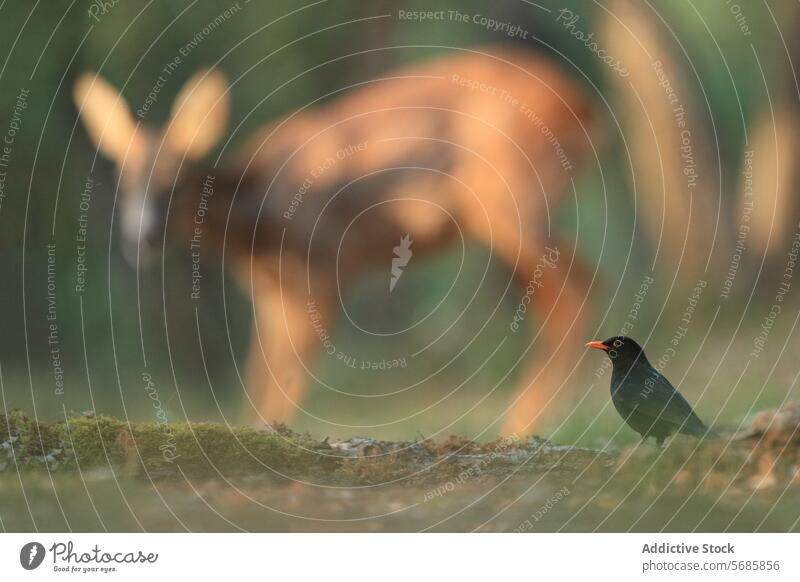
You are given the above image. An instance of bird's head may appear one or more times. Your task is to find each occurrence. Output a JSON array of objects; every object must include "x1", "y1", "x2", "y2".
[{"x1": 586, "y1": 335, "x2": 647, "y2": 365}]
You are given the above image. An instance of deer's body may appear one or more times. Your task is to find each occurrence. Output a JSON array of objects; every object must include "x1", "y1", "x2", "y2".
[{"x1": 75, "y1": 47, "x2": 598, "y2": 434}]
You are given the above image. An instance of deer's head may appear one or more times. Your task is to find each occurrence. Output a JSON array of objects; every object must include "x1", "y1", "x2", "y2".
[{"x1": 73, "y1": 70, "x2": 230, "y2": 265}]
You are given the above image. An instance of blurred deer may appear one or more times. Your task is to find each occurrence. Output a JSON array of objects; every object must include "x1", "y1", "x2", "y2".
[
  {"x1": 73, "y1": 47, "x2": 599, "y2": 435},
  {"x1": 736, "y1": 1, "x2": 800, "y2": 281},
  {"x1": 601, "y1": 0, "x2": 719, "y2": 279}
]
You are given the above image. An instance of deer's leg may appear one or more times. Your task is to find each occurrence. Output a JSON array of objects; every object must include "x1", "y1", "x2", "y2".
[
  {"x1": 499, "y1": 240, "x2": 591, "y2": 436},
  {"x1": 454, "y1": 150, "x2": 590, "y2": 435},
  {"x1": 242, "y1": 271, "x2": 331, "y2": 427},
  {"x1": 460, "y1": 199, "x2": 590, "y2": 435}
]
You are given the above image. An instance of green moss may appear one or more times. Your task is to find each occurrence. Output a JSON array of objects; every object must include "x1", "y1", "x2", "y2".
[
  {"x1": 124, "y1": 421, "x2": 332, "y2": 479},
  {"x1": 2, "y1": 411, "x2": 334, "y2": 480},
  {"x1": 4, "y1": 410, "x2": 795, "y2": 492},
  {"x1": 336, "y1": 454, "x2": 415, "y2": 485},
  {"x1": 2, "y1": 410, "x2": 64, "y2": 467},
  {"x1": 60, "y1": 415, "x2": 126, "y2": 469}
]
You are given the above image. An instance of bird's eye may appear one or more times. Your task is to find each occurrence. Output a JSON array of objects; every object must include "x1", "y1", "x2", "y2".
[
  {"x1": 613, "y1": 339, "x2": 623, "y2": 348},
  {"x1": 608, "y1": 349, "x2": 618, "y2": 358}
]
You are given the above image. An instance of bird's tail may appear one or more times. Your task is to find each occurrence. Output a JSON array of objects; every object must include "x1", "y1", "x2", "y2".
[{"x1": 680, "y1": 417, "x2": 720, "y2": 440}]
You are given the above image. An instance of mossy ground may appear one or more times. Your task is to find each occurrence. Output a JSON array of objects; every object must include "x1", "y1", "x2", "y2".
[{"x1": 2, "y1": 409, "x2": 800, "y2": 532}]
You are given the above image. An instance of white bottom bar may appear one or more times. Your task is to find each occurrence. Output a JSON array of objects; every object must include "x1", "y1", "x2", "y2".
[{"x1": 1, "y1": 533, "x2": 798, "y2": 580}]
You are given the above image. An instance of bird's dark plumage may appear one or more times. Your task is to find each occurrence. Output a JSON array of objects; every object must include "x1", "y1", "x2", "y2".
[{"x1": 587, "y1": 336, "x2": 714, "y2": 446}]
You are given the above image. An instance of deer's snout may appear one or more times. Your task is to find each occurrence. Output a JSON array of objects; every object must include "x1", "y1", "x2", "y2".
[{"x1": 120, "y1": 194, "x2": 168, "y2": 268}]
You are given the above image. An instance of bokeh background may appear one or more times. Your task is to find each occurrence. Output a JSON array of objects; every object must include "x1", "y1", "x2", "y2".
[{"x1": 1, "y1": 0, "x2": 798, "y2": 448}]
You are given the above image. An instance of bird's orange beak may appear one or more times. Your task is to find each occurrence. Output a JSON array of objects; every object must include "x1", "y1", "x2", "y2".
[{"x1": 586, "y1": 340, "x2": 609, "y2": 351}]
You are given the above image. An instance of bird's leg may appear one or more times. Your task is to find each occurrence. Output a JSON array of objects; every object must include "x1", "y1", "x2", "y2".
[{"x1": 656, "y1": 436, "x2": 666, "y2": 448}]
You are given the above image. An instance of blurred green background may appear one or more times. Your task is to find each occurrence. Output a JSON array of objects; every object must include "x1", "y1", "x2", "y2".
[{"x1": 0, "y1": 0, "x2": 798, "y2": 445}]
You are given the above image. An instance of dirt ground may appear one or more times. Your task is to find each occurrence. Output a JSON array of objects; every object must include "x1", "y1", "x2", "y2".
[{"x1": 2, "y1": 403, "x2": 800, "y2": 532}]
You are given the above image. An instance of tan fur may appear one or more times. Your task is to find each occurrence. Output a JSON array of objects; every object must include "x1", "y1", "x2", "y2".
[
  {"x1": 602, "y1": 1, "x2": 717, "y2": 275},
  {"x1": 166, "y1": 69, "x2": 230, "y2": 160},
  {"x1": 73, "y1": 73, "x2": 145, "y2": 165},
  {"x1": 75, "y1": 47, "x2": 599, "y2": 435}
]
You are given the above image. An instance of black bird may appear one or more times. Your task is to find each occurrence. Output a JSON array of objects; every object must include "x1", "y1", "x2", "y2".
[{"x1": 586, "y1": 336, "x2": 714, "y2": 446}]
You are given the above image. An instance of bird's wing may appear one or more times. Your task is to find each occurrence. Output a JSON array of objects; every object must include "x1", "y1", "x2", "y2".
[{"x1": 614, "y1": 370, "x2": 703, "y2": 428}]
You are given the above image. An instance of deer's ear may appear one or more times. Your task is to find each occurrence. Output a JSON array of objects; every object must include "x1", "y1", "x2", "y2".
[
  {"x1": 73, "y1": 72, "x2": 142, "y2": 165},
  {"x1": 166, "y1": 69, "x2": 229, "y2": 160}
]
